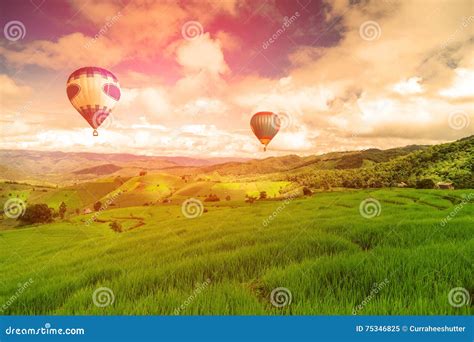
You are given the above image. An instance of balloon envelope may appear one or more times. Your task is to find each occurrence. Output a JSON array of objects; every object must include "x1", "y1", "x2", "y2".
[
  {"x1": 250, "y1": 111, "x2": 280, "y2": 151},
  {"x1": 66, "y1": 67, "x2": 121, "y2": 135}
]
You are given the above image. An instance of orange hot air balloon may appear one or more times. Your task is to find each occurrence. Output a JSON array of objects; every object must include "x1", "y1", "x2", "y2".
[
  {"x1": 250, "y1": 111, "x2": 280, "y2": 151},
  {"x1": 66, "y1": 67, "x2": 121, "y2": 136}
]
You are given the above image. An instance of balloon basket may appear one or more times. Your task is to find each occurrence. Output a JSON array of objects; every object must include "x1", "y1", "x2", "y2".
[{"x1": 93, "y1": 130, "x2": 98, "y2": 136}]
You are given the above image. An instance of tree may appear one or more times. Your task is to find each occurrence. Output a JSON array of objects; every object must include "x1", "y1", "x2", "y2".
[
  {"x1": 94, "y1": 201, "x2": 102, "y2": 211},
  {"x1": 18, "y1": 204, "x2": 53, "y2": 224},
  {"x1": 302, "y1": 187, "x2": 313, "y2": 196},
  {"x1": 416, "y1": 178, "x2": 435, "y2": 189},
  {"x1": 225, "y1": 195, "x2": 231, "y2": 201},
  {"x1": 59, "y1": 202, "x2": 67, "y2": 219},
  {"x1": 139, "y1": 171, "x2": 147, "y2": 176},
  {"x1": 259, "y1": 191, "x2": 267, "y2": 200}
]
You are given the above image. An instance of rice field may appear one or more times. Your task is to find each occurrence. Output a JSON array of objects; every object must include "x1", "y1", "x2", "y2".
[{"x1": 0, "y1": 188, "x2": 472, "y2": 315}]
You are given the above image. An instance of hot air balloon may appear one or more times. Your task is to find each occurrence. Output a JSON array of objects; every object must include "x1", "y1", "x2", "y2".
[
  {"x1": 66, "y1": 67, "x2": 121, "y2": 136},
  {"x1": 250, "y1": 111, "x2": 280, "y2": 151}
]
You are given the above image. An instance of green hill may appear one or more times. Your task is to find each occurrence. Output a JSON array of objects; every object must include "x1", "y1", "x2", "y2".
[
  {"x1": 0, "y1": 137, "x2": 471, "y2": 220},
  {"x1": 278, "y1": 136, "x2": 473, "y2": 189},
  {"x1": 103, "y1": 173, "x2": 185, "y2": 207},
  {"x1": 199, "y1": 145, "x2": 427, "y2": 176},
  {"x1": 0, "y1": 189, "x2": 472, "y2": 315},
  {"x1": 172, "y1": 180, "x2": 293, "y2": 201},
  {"x1": 379, "y1": 135, "x2": 473, "y2": 188},
  {"x1": 0, "y1": 177, "x2": 126, "y2": 214}
]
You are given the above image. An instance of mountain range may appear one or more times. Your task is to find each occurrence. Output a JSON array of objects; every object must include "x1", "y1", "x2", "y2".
[{"x1": 0, "y1": 136, "x2": 472, "y2": 188}]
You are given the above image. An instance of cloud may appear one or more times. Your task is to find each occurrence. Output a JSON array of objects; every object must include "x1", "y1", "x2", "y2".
[
  {"x1": 68, "y1": 0, "x2": 241, "y2": 61},
  {"x1": 439, "y1": 68, "x2": 474, "y2": 99},
  {"x1": 392, "y1": 77, "x2": 424, "y2": 95},
  {"x1": 118, "y1": 87, "x2": 171, "y2": 120},
  {"x1": 0, "y1": 33, "x2": 124, "y2": 70},
  {"x1": 175, "y1": 33, "x2": 229, "y2": 75},
  {"x1": 275, "y1": 0, "x2": 474, "y2": 145},
  {"x1": 1, "y1": 0, "x2": 473, "y2": 156},
  {"x1": 0, "y1": 74, "x2": 31, "y2": 104}
]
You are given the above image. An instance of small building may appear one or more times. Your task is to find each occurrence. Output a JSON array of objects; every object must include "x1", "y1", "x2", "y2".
[
  {"x1": 437, "y1": 182, "x2": 454, "y2": 190},
  {"x1": 396, "y1": 182, "x2": 408, "y2": 188},
  {"x1": 83, "y1": 208, "x2": 92, "y2": 214}
]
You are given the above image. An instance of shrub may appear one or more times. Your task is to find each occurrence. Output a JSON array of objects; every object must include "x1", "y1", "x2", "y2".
[
  {"x1": 59, "y1": 202, "x2": 67, "y2": 219},
  {"x1": 245, "y1": 195, "x2": 257, "y2": 203},
  {"x1": 302, "y1": 187, "x2": 313, "y2": 196},
  {"x1": 259, "y1": 191, "x2": 267, "y2": 200},
  {"x1": 204, "y1": 194, "x2": 220, "y2": 202},
  {"x1": 109, "y1": 221, "x2": 122, "y2": 233},
  {"x1": 416, "y1": 178, "x2": 435, "y2": 189},
  {"x1": 93, "y1": 201, "x2": 102, "y2": 211},
  {"x1": 18, "y1": 204, "x2": 53, "y2": 224}
]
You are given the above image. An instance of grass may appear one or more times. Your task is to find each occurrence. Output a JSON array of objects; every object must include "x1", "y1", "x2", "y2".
[
  {"x1": 0, "y1": 188, "x2": 472, "y2": 315},
  {"x1": 0, "y1": 179, "x2": 123, "y2": 213},
  {"x1": 173, "y1": 180, "x2": 292, "y2": 201}
]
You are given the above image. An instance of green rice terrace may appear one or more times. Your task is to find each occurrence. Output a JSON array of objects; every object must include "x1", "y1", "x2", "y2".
[{"x1": 0, "y1": 188, "x2": 472, "y2": 315}]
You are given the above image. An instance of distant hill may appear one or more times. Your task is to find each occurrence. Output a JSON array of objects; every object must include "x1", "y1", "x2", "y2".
[
  {"x1": 200, "y1": 144, "x2": 427, "y2": 176},
  {"x1": 378, "y1": 135, "x2": 473, "y2": 188},
  {"x1": 73, "y1": 164, "x2": 122, "y2": 175},
  {"x1": 282, "y1": 135, "x2": 473, "y2": 189},
  {"x1": 1, "y1": 136, "x2": 471, "y2": 215},
  {"x1": 0, "y1": 138, "x2": 471, "y2": 189},
  {"x1": 0, "y1": 150, "x2": 249, "y2": 183}
]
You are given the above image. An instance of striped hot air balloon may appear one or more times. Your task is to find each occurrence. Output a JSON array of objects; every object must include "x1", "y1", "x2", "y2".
[
  {"x1": 250, "y1": 111, "x2": 280, "y2": 151},
  {"x1": 66, "y1": 67, "x2": 121, "y2": 136}
]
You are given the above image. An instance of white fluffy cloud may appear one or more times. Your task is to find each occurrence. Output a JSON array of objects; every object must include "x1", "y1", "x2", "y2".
[
  {"x1": 0, "y1": 0, "x2": 473, "y2": 156},
  {"x1": 0, "y1": 33, "x2": 124, "y2": 70},
  {"x1": 176, "y1": 33, "x2": 229, "y2": 75}
]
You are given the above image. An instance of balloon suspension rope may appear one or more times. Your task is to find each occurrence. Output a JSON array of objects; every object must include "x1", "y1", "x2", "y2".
[
  {"x1": 93, "y1": 129, "x2": 98, "y2": 136},
  {"x1": 264, "y1": 145, "x2": 267, "y2": 152}
]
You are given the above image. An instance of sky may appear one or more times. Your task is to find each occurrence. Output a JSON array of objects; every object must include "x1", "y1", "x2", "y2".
[{"x1": 0, "y1": 0, "x2": 473, "y2": 158}]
